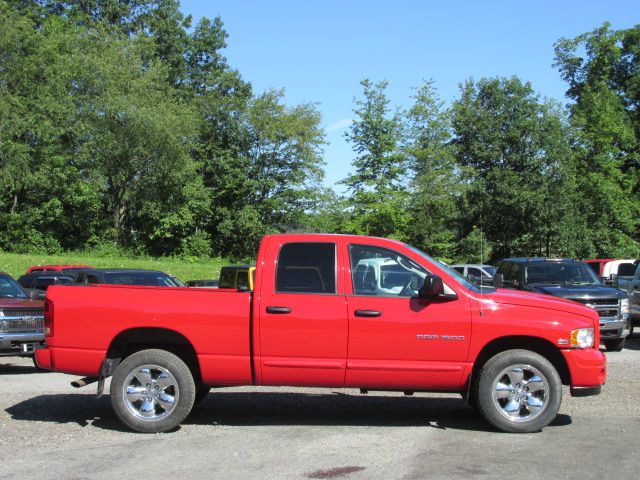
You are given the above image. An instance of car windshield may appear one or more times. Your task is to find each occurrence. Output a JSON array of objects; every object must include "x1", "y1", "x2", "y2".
[
  {"x1": 484, "y1": 266, "x2": 497, "y2": 276},
  {"x1": 405, "y1": 244, "x2": 487, "y2": 292},
  {"x1": 0, "y1": 275, "x2": 28, "y2": 298},
  {"x1": 105, "y1": 272, "x2": 181, "y2": 286},
  {"x1": 524, "y1": 262, "x2": 601, "y2": 285}
]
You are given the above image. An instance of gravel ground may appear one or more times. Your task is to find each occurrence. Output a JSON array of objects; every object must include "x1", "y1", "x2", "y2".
[{"x1": 1, "y1": 336, "x2": 639, "y2": 480}]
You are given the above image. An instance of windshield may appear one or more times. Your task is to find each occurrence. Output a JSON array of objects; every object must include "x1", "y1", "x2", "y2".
[
  {"x1": 0, "y1": 275, "x2": 28, "y2": 298},
  {"x1": 484, "y1": 266, "x2": 496, "y2": 276},
  {"x1": 405, "y1": 244, "x2": 487, "y2": 292},
  {"x1": 524, "y1": 262, "x2": 601, "y2": 285},
  {"x1": 105, "y1": 272, "x2": 181, "y2": 286}
]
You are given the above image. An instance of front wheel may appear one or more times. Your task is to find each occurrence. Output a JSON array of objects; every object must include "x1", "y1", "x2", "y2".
[
  {"x1": 110, "y1": 349, "x2": 196, "y2": 433},
  {"x1": 477, "y1": 349, "x2": 562, "y2": 433},
  {"x1": 603, "y1": 338, "x2": 625, "y2": 352}
]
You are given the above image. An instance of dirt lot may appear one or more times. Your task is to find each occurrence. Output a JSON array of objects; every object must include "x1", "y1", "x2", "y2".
[{"x1": 1, "y1": 337, "x2": 639, "y2": 480}]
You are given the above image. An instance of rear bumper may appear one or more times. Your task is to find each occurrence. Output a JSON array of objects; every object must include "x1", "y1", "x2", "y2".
[
  {"x1": 35, "y1": 346, "x2": 104, "y2": 376},
  {"x1": 35, "y1": 347, "x2": 52, "y2": 369},
  {"x1": 561, "y1": 348, "x2": 606, "y2": 393}
]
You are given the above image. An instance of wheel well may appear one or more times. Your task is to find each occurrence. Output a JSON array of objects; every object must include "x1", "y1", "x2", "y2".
[
  {"x1": 472, "y1": 336, "x2": 571, "y2": 387},
  {"x1": 106, "y1": 328, "x2": 201, "y2": 383}
]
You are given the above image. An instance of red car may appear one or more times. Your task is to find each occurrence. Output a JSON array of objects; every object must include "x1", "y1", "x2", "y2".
[
  {"x1": 37, "y1": 234, "x2": 605, "y2": 434},
  {"x1": 25, "y1": 264, "x2": 91, "y2": 274}
]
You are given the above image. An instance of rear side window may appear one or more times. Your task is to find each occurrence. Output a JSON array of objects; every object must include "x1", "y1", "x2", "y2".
[{"x1": 276, "y1": 243, "x2": 336, "y2": 294}]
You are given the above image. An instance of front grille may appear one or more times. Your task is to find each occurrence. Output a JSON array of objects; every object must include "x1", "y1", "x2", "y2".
[
  {"x1": 0, "y1": 309, "x2": 44, "y2": 333},
  {"x1": 569, "y1": 298, "x2": 620, "y2": 319},
  {"x1": 571, "y1": 298, "x2": 618, "y2": 307}
]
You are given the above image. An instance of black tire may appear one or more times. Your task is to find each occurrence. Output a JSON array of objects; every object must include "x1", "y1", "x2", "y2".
[
  {"x1": 603, "y1": 338, "x2": 625, "y2": 352},
  {"x1": 194, "y1": 384, "x2": 211, "y2": 405},
  {"x1": 110, "y1": 349, "x2": 196, "y2": 433},
  {"x1": 477, "y1": 349, "x2": 562, "y2": 433}
]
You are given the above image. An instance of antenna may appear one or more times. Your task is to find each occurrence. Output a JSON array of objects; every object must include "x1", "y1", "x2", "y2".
[{"x1": 479, "y1": 219, "x2": 484, "y2": 295}]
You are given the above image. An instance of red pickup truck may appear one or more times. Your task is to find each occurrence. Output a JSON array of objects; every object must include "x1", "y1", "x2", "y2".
[{"x1": 36, "y1": 234, "x2": 606, "y2": 433}]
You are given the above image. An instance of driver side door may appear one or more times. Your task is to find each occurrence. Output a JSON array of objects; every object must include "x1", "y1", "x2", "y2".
[{"x1": 345, "y1": 243, "x2": 472, "y2": 390}]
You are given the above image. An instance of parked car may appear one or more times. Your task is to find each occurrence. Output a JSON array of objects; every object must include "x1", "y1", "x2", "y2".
[
  {"x1": 26, "y1": 264, "x2": 91, "y2": 274},
  {"x1": 185, "y1": 279, "x2": 219, "y2": 288},
  {"x1": 494, "y1": 258, "x2": 630, "y2": 351},
  {"x1": 18, "y1": 272, "x2": 75, "y2": 298},
  {"x1": 613, "y1": 260, "x2": 638, "y2": 291},
  {"x1": 584, "y1": 258, "x2": 637, "y2": 289},
  {"x1": 0, "y1": 272, "x2": 45, "y2": 360},
  {"x1": 451, "y1": 264, "x2": 495, "y2": 286},
  {"x1": 628, "y1": 261, "x2": 640, "y2": 335},
  {"x1": 218, "y1": 265, "x2": 255, "y2": 290},
  {"x1": 37, "y1": 234, "x2": 605, "y2": 434},
  {"x1": 73, "y1": 269, "x2": 183, "y2": 287}
]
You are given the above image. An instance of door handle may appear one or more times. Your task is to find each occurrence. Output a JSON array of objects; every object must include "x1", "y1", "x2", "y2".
[
  {"x1": 354, "y1": 309, "x2": 381, "y2": 317},
  {"x1": 266, "y1": 306, "x2": 292, "y2": 314}
]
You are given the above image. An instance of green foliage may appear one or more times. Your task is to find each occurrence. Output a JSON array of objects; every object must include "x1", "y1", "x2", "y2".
[
  {"x1": 451, "y1": 77, "x2": 581, "y2": 260},
  {"x1": 343, "y1": 79, "x2": 411, "y2": 238},
  {"x1": 554, "y1": 23, "x2": 640, "y2": 257},
  {"x1": 403, "y1": 81, "x2": 462, "y2": 258},
  {"x1": 456, "y1": 227, "x2": 493, "y2": 265},
  {"x1": 2, "y1": 2, "x2": 640, "y2": 265}
]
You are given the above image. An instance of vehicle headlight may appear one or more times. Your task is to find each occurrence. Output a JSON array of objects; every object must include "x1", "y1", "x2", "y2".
[
  {"x1": 570, "y1": 328, "x2": 595, "y2": 348},
  {"x1": 620, "y1": 298, "x2": 629, "y2": 316}
]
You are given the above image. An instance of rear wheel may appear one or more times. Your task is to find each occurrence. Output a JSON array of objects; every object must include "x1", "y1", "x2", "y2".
[
  {"x1": 603, "y1": 338, "x2": 625, "y2": 352},
  {"x1": 477, "y1": 349, "x2": 562, "y2": 433},
  {"x1": 110, "y1": 349, "x2": 195, "y2": 433}
]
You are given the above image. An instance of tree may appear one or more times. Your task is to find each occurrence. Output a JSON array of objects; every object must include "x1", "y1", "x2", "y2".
[
  {"x1": 451, "y1": 77, "x2": 581, "y2": 260},
  {"x1": 554, "y1": 23, "x2": 640, "y2": 256},
  {"x1": 342, "y1": 79, "x2": 410, "y2": 238},
  {"x1": 403, "y1": 80, "x2": 462, "y2": 259},
  {"x1": 0, "y1": 6, "x2": 103, "y2": 252},
  {"x1": 74, "y1": 33, "x2": 198, "y2": 248}
]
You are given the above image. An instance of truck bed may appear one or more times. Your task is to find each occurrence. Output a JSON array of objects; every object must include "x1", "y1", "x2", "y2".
[{"x1": 41, "y1": 285, "x2": 253, "y2": 385}]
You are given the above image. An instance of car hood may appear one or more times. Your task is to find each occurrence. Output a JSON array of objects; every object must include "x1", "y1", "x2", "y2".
[
  {"x1": 524, "y1": 284, "x2": 627, "y2": 300},
  {"x1": 482, "y1": 288, "x2": 596, "y2": 318},
  {"x1": 0, "y1": 297, "x2": 44, "y2": 309}
]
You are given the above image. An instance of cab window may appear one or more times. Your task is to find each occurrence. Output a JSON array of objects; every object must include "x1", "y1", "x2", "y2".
[
  {"x1": 349, "y1": 244, "x2": 427, "y2": 297},
  {"x1": 276, "y1": 243, "x2": 336, "y2": 294}
]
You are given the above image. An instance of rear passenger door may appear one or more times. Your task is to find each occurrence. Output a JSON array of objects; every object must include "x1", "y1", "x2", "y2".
[{"x1": 257, "y1": 238, "x2": 348, "y2": 387}]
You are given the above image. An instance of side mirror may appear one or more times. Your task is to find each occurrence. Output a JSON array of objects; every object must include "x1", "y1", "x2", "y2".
[
  {"x1": 27, "y1": 289, "x2": 45, "y2": 300},
  {"x1": 493, "y1": 273, "x2": 504, "y2": 288},
  {"x1": 419, "y1": 275, "x2": 444, "y2": 299},
  {"x1": 610, "y1": 274, "x2": 619, "y2": 288}
]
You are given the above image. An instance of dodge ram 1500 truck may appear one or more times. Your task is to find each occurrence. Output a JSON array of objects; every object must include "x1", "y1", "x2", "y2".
[{"x1": 36, "y1": 234, "x2": 606, "y2": 434}]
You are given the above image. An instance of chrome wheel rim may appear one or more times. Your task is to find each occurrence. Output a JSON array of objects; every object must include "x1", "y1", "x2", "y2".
[
  {"x1": 492, "y1": 364, "x2": 549, "y2": 423},
  {"x1": 123, "y1": 364, "x2": 179, "y2": 421}
]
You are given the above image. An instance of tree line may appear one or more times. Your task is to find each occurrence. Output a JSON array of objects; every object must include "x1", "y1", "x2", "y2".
[{"x1": 1, "y1": 1, "x2": 639, "y2": 263}]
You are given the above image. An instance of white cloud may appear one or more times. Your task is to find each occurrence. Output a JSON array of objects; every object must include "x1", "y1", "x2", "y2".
[{"x1": 325, "y1": 118, "x2": 352, "y2": 133}]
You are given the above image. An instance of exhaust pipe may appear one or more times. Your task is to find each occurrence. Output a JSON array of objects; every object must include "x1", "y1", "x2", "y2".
[{"x1": 71, "y1": 376, "x2": 98, "y2": 388}]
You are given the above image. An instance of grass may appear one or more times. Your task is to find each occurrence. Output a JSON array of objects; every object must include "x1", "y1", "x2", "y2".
[{"x1": 0, "y1": 251, "x2": 232, "y2": 283}]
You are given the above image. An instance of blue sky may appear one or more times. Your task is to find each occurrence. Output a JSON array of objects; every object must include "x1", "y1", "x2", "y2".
[{"x1": 180, "y1": 0, "x2": 638, "y2": 189}]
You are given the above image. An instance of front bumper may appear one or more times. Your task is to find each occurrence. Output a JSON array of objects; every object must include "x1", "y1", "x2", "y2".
[
  {"x1": 561, "y1": 347, "x2": 606, "y2": 395},
  {"x1": 599, "y1": 319, "x2": 629, "y2": 339}
]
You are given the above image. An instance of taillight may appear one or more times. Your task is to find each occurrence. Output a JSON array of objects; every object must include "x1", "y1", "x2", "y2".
[{"x1": 44, "y1": 299, "x2": 53, "y2": 337}]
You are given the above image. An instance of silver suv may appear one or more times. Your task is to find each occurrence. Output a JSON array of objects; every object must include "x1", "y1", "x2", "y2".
[{"x1": 628, "y1": 261, "x2": 640, "y2": 335}]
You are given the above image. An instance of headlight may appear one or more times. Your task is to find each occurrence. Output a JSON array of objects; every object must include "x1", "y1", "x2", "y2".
[
  {"x1": 570, "y1": 328, "x2": 595, "y2": 348},
  {"x1": 620, "y1": 298, "x2": 629, "y2": 316}
]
